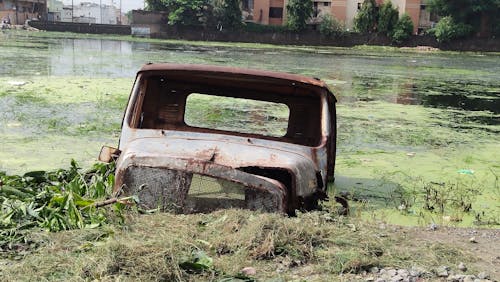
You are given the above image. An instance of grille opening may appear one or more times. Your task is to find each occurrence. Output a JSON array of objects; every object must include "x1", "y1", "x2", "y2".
[
  {"x1": 123, "y1": 166, "x2": 283, "y2": 213},
  {"x1": 238, "y1": 167, "x2": 294, "y2": 211}
]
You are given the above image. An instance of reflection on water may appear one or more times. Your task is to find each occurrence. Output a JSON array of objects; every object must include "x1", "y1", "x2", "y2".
[
  {"x1": 1, "y1": 33, "x2": 499, "y2": 120},
  {"x1": 49, "y1": 39, "x2": 134, "y2": 77}
]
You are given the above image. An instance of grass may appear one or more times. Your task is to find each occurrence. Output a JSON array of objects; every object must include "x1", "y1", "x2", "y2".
[{"x1": 0, "y1": 209, "x2": 478, "y2": 281}]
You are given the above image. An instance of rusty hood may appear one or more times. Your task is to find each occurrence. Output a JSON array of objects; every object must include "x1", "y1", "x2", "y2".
[{"x1": 115, "y1": 131, "x2": 321, "y2": 197}]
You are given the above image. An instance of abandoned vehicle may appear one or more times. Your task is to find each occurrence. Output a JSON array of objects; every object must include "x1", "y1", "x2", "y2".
[{"x1": 99, "y1": 63, "x2": 337, "y2": 214}]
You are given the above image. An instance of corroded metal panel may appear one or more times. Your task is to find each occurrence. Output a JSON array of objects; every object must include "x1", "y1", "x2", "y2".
[{"x1": 108, "y1": 63, "x2": 337, "y2": 214}]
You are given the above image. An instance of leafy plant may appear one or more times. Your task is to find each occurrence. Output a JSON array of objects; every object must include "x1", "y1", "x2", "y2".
[
  {"x1": 429, "y1": 16, "x2": 473, "y2": 43},
  {"x1": 319, "y1": 14, "x2": 344, "y2": 37},
  {"x1": 286, "y1": 0, "x2": 313, "y2": 31},
  {"x1": 391, "y1": 13, "x2": 414, "y2": 44},
  {"x1": 213, "y1": 0, "x2": 243, "y2": 30},
  {"x1": 378, "y1": 0, "x2": 399, "y2": 35},
  {"x1": 179, "y1": 250, "x2": 214, "y2": 273},
  {"x1": 354, "y1": 0, "x2": 378, "y2": 33},
  {"x1": 146, "y1": 0, "x2": 213, "y2": 26},
  {"x1": 0, "y1": 161, "x2": 134, "y2": 255}
]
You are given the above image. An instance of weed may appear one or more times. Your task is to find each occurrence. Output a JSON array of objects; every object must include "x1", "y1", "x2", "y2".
[{"x1": 0, "y1": 160, "x2": 133, "y2": 258}]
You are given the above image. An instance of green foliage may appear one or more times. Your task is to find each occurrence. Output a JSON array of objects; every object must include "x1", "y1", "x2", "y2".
[
  {"x1": 319, "y1": 14, "x2": 344, "y2": 37},
  {"x1": 286, "y1": 0, "x2": 313, "y2": 31},
  {"x1": 430, "y1": 16, "x2": 473, "y2": 43},
  {"x1": 145, "y1": 0, "x2": 213, "y2": 26},
  {"x1": 391, "y1": 13, "x2": 414, "y2": 44},
  {"x1": 179, "y1": 250, "x2": 214, "y2": 273},
  {"x1": 0, "y1": 161, "x2": 133, "y2": 255},
  {"x1": 428, "y1": 0, "x2": 500, "y2": 36},
  {"x1": 145, "y1": 0, "x2": 168, "y2": 11},
  {"x1": 354, "y1": 0, "x2": 378, "y2": 33},
  {"x1": 378, "y1": 0, "x2": 399, "y2": 35},
  {"x1": 212, "y1": 0, "x2": 243, "y2": 30}
]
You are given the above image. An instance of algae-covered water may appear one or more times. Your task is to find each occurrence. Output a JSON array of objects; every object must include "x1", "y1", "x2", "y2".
[{"x1": 0, "y1": 31, "x2": 498, "y2": 227}]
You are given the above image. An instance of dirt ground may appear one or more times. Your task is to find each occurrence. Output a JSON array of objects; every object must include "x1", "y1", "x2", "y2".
[{"x1": 405, "y1": 226, "x2": 500, "y2": 280}]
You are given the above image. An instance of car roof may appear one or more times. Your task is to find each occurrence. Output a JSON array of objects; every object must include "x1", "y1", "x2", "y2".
[{"x1": 138, "y1": 63, "x2": 336, "y2": 99}]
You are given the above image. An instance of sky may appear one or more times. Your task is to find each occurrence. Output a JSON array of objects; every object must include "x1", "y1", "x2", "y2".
[{"x1": 62, "y1": 0, "x2": 145, "y2": 12}]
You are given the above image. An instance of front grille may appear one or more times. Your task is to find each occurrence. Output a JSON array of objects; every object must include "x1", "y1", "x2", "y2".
[{"x1": 123, "y1": 166, "x2": 282, "y2": 213}]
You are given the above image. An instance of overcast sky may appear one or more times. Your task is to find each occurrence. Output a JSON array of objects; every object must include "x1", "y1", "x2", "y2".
[{"x1": 62, "y1": 0, "x2": 145, "y2": 12}]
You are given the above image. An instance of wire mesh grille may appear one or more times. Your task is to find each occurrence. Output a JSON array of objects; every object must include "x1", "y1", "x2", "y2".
[{"x1": 123, "y1": 166, "x2": 283, "y2": 213}]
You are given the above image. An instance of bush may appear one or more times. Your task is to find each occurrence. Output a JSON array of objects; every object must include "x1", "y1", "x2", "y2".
[
  {"x1": 378, "y1": 0, "x2": 399, "y2": 35},
  {"x1": 391, "y1": 13, "x2": 414, "y2": 44},
  {"x1": 319, "y1": 14, "x2": 344, "y2": 36},
  {"x1": 354, "y1": 0, "x2": 378, "y2": 33},
  {"x1": 431, "y1": 16, "x2": 473, "y2": 43},
  {"x1": 286, "y1": 0, "x2": 313, "y2": 31}
]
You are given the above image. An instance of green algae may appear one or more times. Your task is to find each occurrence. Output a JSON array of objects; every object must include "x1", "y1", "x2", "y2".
[{"x1": 1, "y1": 31, "x2": 498, "y2": 227}]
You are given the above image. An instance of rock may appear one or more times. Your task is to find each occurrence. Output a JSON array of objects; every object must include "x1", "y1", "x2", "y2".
[
  {"x1": 387, "y1": 268, "x2": 398, "y2": 276},
  {"x1": 463, "y1": 275, "x2": 476, "y2": 282},
  {"x1": 469, "y1": 237, "x2": 477, "y2": 243},
  {"x1": 436, "y1": 266, "x2": 450, "y2": 277},
  {"x1": 390, "y1": 275, "x2": 403, "y2": 282},
  {"x1": 458, "y1": 262, "x2": 467, "y2": 272},
  {"x1": 477, "y1": 272, "x2": 489, "y2": 279},
  {"x1": 398, "y1": 269, "x2": 409, "y2": 277},
  {"x1": 375, "y1": 279, "x2": 386, "y2": 282},
  {"x1": 429, "y1": 223, "x2": 438, "y2": 230},
  {"x1": 370, "y1": 266, "x2": 380, "y2": 274},
  {"x1": 241, "y1": 267, "x2": 256, "y2": 276},
  {"x1": 365, "y1": 277, "x2": 375, "y2": 281},
  {"x1": 447, "y1": 274, "x2": 466, "y2": 282},
  {"x1": 409, "y1": 266, "x2": 425, "y2": 277}
]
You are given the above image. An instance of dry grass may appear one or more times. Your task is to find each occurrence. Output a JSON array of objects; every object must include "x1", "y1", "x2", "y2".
[{"x1": 0, "y1": 209, "x2": 476, "y2": 281}]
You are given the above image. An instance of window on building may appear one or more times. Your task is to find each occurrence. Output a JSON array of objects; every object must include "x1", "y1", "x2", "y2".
[
  {"x1": 269, "y1": 7, "x2": 283, "y2": 19},
  {"x1": 357, "y1": 3, "x2": 362, "y2": 10},
  {"x1": 324, "y1": 2, "x2": 331, "y2": 6},
  {"x1": 243, "y1": 0, "x2": 254, "y2": 10},
  {"x1": 420, "y1": 4, "x2": 426, "y2": 10}
]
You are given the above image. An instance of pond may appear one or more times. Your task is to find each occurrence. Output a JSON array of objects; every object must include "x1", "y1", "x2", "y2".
[{"x1": 0, "y1": 31, "x2": 498, "y2": 227}]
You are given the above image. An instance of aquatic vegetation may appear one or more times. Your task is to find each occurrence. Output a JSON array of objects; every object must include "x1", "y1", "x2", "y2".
[{"x1": 0, "y1": 31, "x2": 498, "y2": 227}]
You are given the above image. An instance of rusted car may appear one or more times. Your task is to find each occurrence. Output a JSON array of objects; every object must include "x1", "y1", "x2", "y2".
[{"x1": 100, "y1": 63, "x2": 337, "y2": 214}]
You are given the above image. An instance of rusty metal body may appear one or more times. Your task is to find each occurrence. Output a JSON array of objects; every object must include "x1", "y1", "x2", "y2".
[{"x1": 108, "y1": 63, "x2": 337, "y2": 214}]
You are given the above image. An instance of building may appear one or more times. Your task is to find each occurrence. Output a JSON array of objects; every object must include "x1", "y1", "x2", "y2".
[
  {"x1": 243, "y1": 0, "x2": 433, "y2": 34},
  {"x1": 47, "y1": 0, "x2": 63, "y2": 21},
  {"x1": 0, "y1": 0, "x2": 47, "y2": 25},
  {"x1": 243, "y1": 0, "x2": 287, "y2": 26},
  {"x1": 328, "y1": 0, "x2": 430, "y2": 33},
  {"x1": 47, "y1": 1, "x2": 123, "y2": 24}
]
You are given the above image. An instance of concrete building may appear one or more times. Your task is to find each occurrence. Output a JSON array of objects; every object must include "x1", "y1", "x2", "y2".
[
  {"x1": 47, "y1": 0, "x2": 63, "y2": 21},
  {"x1": 0, "y1": 0, "x2": 47, "y2": 25},
  {"x1": 330, "y1": 0, "x2": 431, "y2": 33},
  {"x1": 71, "y1": 2, "x2": 118, "y2": 24},
  {"x1": 47, "y1": 1, "x2": 122, "y2": 24},
  {"x1": 242, "y1": 0, "x2": 434, "y2": 34},
  {"x1": 243, "y1": 0, "x2": 287, "y2": 26}
]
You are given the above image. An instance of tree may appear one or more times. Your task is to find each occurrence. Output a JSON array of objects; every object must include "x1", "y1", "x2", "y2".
[
  {"x1": 286, "y1": 0, "x2": 313, "y2": 31},
  {"x1": 378, "y1": 0, "x2": 399, "y2": 35},
  {"x1": 145, "y1": 0, "x2": 212, "y2": 26},
  {"x1": 213, "y1": 0, "x2": 243, "y2": 30},
  {"x1": 354, "y1": 0, "x2": 378, "y2": 33},
  {"x1": 145, "y1": 0, "x2": 168, "y2": 11},
  {"x1": 391, "y1": 13, "x2": 414, "y2": 44},
  {"x1": 430, "y1": 16, "x2": 473, "y2": 43},
  {"x1": 428, "y1": 0, "x2": 500, "y2": 36},
  {"x1": 319, "y1": 14, "x2": 344, "y2": 37}
]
